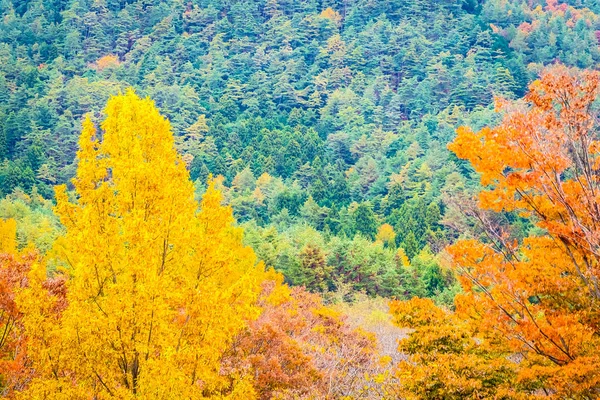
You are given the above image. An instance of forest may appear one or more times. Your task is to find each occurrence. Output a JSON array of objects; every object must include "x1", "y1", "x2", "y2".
[{"x1": 1, "y1": 0, "x2": 600, "y2": 398}]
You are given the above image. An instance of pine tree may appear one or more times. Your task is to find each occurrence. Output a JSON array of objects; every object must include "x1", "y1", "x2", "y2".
[{"x1": 353, "y1": 202, "x2": 378, "y2": 239}]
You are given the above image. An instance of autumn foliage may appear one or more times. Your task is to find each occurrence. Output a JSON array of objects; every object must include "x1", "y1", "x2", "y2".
[
  {"x1": 0, "y1": 222, "x2": 66, "y2": 397},
  {"x1": 320, "y1": 7, "x2": 342, "y2": 25},
  {"x1": 389, "y1": 297, "x2": 519, "y2": 399},
  {"x1": 7, "y1": 62, "x2": 600, "y2": 400},
  {"x1": 392, "y1": 65, "x2": 600, "y2": 399},
  {"x1": 5, "y1": 91, "x2": 271, "y2": 398},
  {"x1": 389, "y1": 65, "x2": 600, "y2": 399},
  {"x1": 94, "y1": 54, "x2": 120, "y2": 70},
  {"x1": 225, "y1": 280, "x2": 384, "y2": 399},
  {"x1": 0, "y1": 91, "x2": 388, "y2": 399},
  {"x1": 0, "y1": 224, "x2": 32, "y2": 395}
]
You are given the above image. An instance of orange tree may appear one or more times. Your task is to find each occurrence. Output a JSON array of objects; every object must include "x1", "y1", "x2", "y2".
[
  {"x1": 391, "y1": 65, "x2": 600, "y2": 399},
  {"x1": 0, "y1": 219, "x2": 30, "y2": 396},
  {"x1": 448, "y1": 65, "x2": 600, "y2": 397}
]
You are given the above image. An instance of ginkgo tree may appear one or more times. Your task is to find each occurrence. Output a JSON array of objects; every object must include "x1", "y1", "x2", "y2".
[{"x1": 17, "y1": 91, "x2": 270, "y2": 399}]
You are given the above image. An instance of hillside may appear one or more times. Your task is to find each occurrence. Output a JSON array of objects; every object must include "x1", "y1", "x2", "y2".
[
  {"x1": 2, "y1": 1, "x2": 600, "y2": 398},
  {"x1": 3, "y1": 0, "x2": 600, "y2": 299}
]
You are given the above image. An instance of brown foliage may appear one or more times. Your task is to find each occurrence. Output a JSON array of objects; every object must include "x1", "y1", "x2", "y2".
[
  {"x1": 225, "y1": 282, "x2": 384, "y2": 399},
  {"x1": 94, "y1": 54, "x2": 120, "y2": 70}
]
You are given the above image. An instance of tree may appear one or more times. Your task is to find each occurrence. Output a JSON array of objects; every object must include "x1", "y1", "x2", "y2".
[
  {"x1": 320, "y1": 7, "x2": 342, "y2": 27},
  {"x1": 0, "y1": 249, "x2": 33, "y2": 396},
  {"x1": 411, "y1": 247, "x2": 450, "y2": 298},
  {"x1": 352, "y1": 202, "x2": 377, "y2": 239},
  {"x1": 225, "y1": 284, "x2": 384, "y2": 399},
  {"x1": 389, "y1": 298, "x2": 519, "y2": 399},
  {"x1": 446, "y1": 65, "x2": 600, "y2": 397},
  {"x1": 401, "y1": 231, "x2": 419, "y2": 260},
  {"x1": 175, "y1": 115, "x2": 209, "y2": 159},
  {"x1": 18, "y1": 91, "x2": 267, "y2": 398},
  {"x1": 296, "y1": 244, "x2": 332, "y2": 292},
  {"x1": 0, "y1": 218, "x2": 16, "y2": 253},
  {"x1": 231, "y1": 166, "x2": 256, "y2": 193},
  {"x1": 376, "y1": 223, "x2": 396, "y2": 247},
  {"x1": 0, "y1": 219, "x2": 66, "y2": 396}
]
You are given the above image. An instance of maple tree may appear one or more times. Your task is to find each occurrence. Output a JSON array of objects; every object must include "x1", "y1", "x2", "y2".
[
  {"x1": 225, "y1": 280, "x2": 385, "y2": 399},
  {"x1": 16, "y1": 91, "x2": 269, "y2": 398},
  {"x1": 0, "y1": 219, "x2": 25, "y2": 396},
  {"x1": 444, "y1": 65, "x2": 600, "y2": 397},
  {"x1": 0, "y1": 250, "x2": 32, "y2": 396}
]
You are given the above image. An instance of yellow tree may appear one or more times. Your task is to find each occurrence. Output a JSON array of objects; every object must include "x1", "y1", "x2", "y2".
[
  {"x1": 376, "y1": 223, "x2": 396, "y2": 248},
  {"x1": 18, "y1": 91, "x2": 267, "y2": 399},
  {"x1": 1, "y1": 219, "x2": 66, "y2": 397},
  {"x1": 320, "y1": 7, "x2": 342, "y2": 26},
  {"x1": 389, "y1": 297, "x2": 520, "y2": 399}
]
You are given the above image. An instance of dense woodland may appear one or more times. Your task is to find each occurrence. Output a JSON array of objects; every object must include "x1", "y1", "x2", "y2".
[{"x1": 1, "y1": 0, "x2": 600, "y2": 398}]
